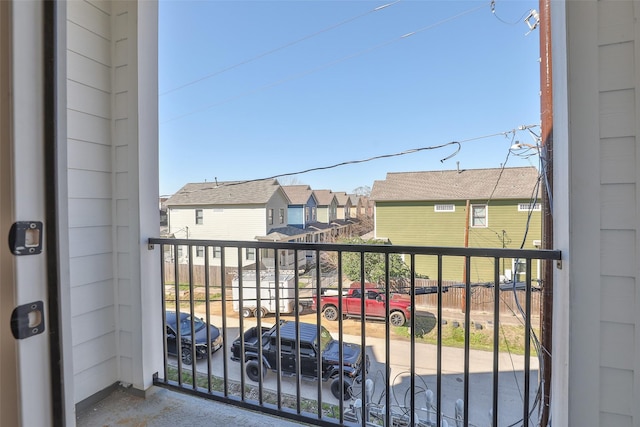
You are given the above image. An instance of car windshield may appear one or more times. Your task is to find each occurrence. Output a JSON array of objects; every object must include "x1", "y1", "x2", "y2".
[
  {"x1": 179, "y1": 316, "x2": 206, "y2": 335},
  {"x1": 317, "y1": 326, "x2": 333, "y2": 352}
]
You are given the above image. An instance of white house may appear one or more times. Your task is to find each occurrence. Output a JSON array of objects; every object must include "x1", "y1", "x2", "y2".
[
  {"x1": 165, "y1": 180, "x2": 290, "y2": 266},
  {"x1": 1, "y1": 1, "x2": 640, "y2": 426}
]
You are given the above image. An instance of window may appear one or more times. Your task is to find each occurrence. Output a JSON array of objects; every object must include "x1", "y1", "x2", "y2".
[
  {"x1": 195, "y1": 209, "x2": 203, "y2": 224},
  {"x1": 471, "y1": 204, "x2": 487, "y2": 227},
  {"x1": 212, "y1": 247, "x2": 221, "y2": 258},
  {"x1": 177, "y1": 246, "x2": 183, "y2": 258},
  {"x1": 279, "y1": 208, "x2": 285, "y2": 224},
  {"x1": 195, "y1": 246, "x2": 204, "y2": 257},
  {"x1": 268, "y1": 209, "x2": 274, "y2": 225},
  {"x1": 312, "y1": 207, "x2": 317, "y2": 221},
  {"x1": 246, "y1": 248, "x2": 256, "y2": 261},
  {"x1": 518, "y1": 202, "x2": 541, "y2": 211},
  {"x1": 305, "y1": 207, "x2": 310, "y2": 221},
  {"x1": 434, "y1": 204, "x2": 455, "y2": 212}
]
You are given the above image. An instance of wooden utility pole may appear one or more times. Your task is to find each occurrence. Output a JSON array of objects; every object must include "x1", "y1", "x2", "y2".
[
  {"x1": 539, "y1": 0, "x2": 554, "y2": 424},
  {"x1": 462, "y1": 200, "x2": 470, "y2": 312}
]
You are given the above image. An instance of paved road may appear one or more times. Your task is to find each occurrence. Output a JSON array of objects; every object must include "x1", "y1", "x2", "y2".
[{"x1": 171, "y1": 313, "x2": 540, "y2": 426}]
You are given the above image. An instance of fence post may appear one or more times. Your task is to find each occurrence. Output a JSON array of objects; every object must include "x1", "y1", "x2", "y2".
[{"x1": 455, "y1": 399, "x2": 464, "y2": 427}]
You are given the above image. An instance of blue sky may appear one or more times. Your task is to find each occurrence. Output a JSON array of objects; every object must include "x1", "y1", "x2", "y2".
[{"x1": 159, "y1": 0, "x2": 541, "y2": 196}]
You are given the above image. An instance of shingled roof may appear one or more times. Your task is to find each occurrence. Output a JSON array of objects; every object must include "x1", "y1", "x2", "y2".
[
  {"x1": 313, "y1": 189, "x2": 335, "y2": 206},
  {"x1": 165, "y1": 179, "x2": 286, "y2": 206},
  {"x1": 370, "y1": 167, "x2": 539, "y2": 201},
  {"x1": 281, "y1": 185, "x2": 314, "y2": 205},
  {"x1": 334, "y1": 192, "x2": 350, "y2": 206}
]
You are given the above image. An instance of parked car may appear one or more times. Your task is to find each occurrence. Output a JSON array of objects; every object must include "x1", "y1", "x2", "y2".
[
  {"x1": 312, "y1": 287, "x2": 412, "y2": 327},
  {"x1": 165, "y1": 311, "x2": 222, "y2": 365},
  {"x1": 230, "y1": 320, "x2": 367, "y2": 400}
]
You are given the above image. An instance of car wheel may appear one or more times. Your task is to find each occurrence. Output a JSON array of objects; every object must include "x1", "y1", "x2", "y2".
[
  {"x1": 181, "y1": 347, "x2": 193, "y2": 365},
  {"x1": 297, "y1": 303, "x2": 305, "y2": 315},
  {"x1": 389, "y1": 311, "x2": 406, "y2": 327},
  {"x1": 323, "y1": 305, "x2": 339, "y2": 321},
  {"x1": 246, "y1": 359, "x2": 265, "y2": 382},
  {"x1": 241, "y1": 307, "x2": 252, "y2": 318},
  {"x1": 254, "y1": 307, "x2": 268, "y2": 318},
  {"x1": 331, "y1": 377, "x2": 353, "y2": 400}
]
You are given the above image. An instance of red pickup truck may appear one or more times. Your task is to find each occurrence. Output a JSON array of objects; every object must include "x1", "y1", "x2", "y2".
[{"x1": 312, "y1": 286, "x2": 411, "y2": 327}]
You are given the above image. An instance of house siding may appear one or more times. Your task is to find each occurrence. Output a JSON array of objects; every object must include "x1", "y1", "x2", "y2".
[
  {"x1": 555, "y1": 0, "x2": 640, "y2": 424},
  {"x1": 67, "y1": 0, "x2": 118, "y2": 403},
  {"x1": 66, "y1": 0, "x2": 160, "y2": 404},
  {"x1": 375, "y1": 200, "x2": 541, "y2": 282}
]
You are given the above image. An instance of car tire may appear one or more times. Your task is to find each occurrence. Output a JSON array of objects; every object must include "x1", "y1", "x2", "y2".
[
  {"x1": 241, "y1": 308, "x2": 252, "y2": 318},
  {"x1": 181, "y1": 347, "x2": 193, "y2": 365},
  {"x1": 297, "y1": 303, "x2": 305, "y2": 315},
  {"x1": 254, "y1": 307, "x2": 268, "y2": 318},
  {"x1": 246, "y1": 359, "x2": 265, "y2": 382},
  {"x1": 389, "y1": 311, "x2": 406, "y2": 327},
  {"x1": 323, "y1": 305, "x2": 339, "y2": 321},
  {"x1": 331, "y1": 377, "x2": 353, "y2": 400}
]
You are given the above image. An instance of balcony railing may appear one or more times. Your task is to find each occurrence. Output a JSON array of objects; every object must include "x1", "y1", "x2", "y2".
[{"x1": 148, "y1": 237, "x2": 561, "y2": 427}]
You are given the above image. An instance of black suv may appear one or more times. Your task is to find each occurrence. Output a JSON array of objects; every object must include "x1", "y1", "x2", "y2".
[
  {"x1": 165, "y1": 311, "x2": 222, "y2": 365},
  {"x1": 230, "y1": 321, "x2": 367, "y2": 400}
]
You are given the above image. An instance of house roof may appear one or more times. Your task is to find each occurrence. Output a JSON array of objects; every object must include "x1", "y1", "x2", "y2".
[
  {"x1": 281, "y1": 185, "x2": 315, "y2": 205},
  {"x1": 370, "y1": 167, "x2": 540, "y2": 201},
  {"x1": 334, "y1": 192, "x2": 350, "y2": 206},
  {"x1": 166, "y1": 179, "x2": 286, "y2": 206},
  {"x1": 313, "y1": 189, "x2": 335, "y2": 206},
  {"x1": 255, "y1": 225, "x2": 310, "y2": 241}
]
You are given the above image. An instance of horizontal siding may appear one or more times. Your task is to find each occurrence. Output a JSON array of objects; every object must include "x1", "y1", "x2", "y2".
[
  {"x1": 67, "y1": 109, "x2": 111, "y2": 145},
  {"x1": 68, "y1": 198, "x2": 112, "y2": 227},
  {"x1": 68, "y1": 0, "x2": 117, "y2": 405},
  {"x1": 376, "y1": 200, "x2": 541, "y2": 282},
  {"x1": 74, "y1": 358, "x2": 118, "y2": 403},
  {"x1": 69, "y1": 253, "x2": 113, "y2": 288},
  {"x1": 169, "y1": 206, "x2": 267, "y2": 240},
  {"x1": 71, "y1": 280, "x2": 115, "y2": 316},
  {"x1": 71, "y1": 306, "x2": 116, "y2": 346},
  {"x1": 68, "y1": 226, "x2": 113, "y2": 258},
  {"x1": 72, "y1": 333, "x2": 117, "y2": 374}
]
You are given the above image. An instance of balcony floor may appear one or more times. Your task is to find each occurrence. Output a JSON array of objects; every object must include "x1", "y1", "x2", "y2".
[{"x1": 75, "y1": 385, "x2": 309, "y2": 427}]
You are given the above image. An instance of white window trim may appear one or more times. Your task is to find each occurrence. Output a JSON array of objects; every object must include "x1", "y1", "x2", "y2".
[{"x1": 470, "y1": 204, "x2": 488, "y2": 228}]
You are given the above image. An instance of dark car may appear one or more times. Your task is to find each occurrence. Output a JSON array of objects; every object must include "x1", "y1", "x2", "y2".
[{"x1": 165, "y1": 311, "x2": 222, "y2": 365}]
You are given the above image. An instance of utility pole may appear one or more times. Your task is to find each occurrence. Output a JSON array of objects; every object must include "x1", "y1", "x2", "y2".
[
  {"x1": 462, "y1": 200, "x2": 470, "y2": 312},
  {"x1": 539, "y1": 0, "x2": 553, "y2": 424}
]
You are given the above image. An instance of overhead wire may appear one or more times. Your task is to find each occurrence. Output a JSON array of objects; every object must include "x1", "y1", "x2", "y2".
[
  {"x1": 210, "y1": 128, "x2": 522, "y2": 187},
  {"x1": 160, "y1": 2, "x2": 490, "y2": 125},
  {"x1": 490, "y1": 0, "x2": 535, "y2": 26},
  {"x1": 160, "y1": 0, "x2": 402, "y2": 97}
]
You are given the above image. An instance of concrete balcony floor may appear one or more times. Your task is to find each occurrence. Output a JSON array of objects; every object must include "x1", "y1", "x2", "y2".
[{"x1": 76, "y1": 385, "x2": 310, "y2": 427}]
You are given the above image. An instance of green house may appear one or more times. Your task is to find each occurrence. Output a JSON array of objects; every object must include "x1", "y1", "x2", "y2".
[{"x1": 370, "y1": 167, "x2": 542, "y2": 283}]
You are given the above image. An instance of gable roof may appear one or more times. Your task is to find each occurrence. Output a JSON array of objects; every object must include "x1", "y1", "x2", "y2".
[
  {"x1": 370, "y1": 167, "x2": 539, "y2": 201},
  {"x1": 313, "y1": 189, "x2": 336, "y2": 206},
  {"x1": 334, "y1": 192, "x2": 351, "y2": 206},
  {"x1": 281, "y1": 185, "x2": 315, "y2": 205},
  {"x1": 166, "y1": 179, "x2": 287, "y2": 206}
]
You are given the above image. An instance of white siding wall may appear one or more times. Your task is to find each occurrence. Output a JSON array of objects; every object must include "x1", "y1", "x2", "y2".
[
  {"x1": 67, "y1": 0, "x2": 117, "y2": 403},
  {"x1": 67, "y1": 0, "x2": 160, "y2": 404},
  {"x1": 555, "y1": 1, "x2": 640, "y2": 425},
  {"x1": 168, "y1": 205, "x2": 268, "y2": 267}
]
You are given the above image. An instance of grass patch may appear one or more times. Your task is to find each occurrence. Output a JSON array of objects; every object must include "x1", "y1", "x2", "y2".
[
  {"x1": 164, "y1": 366, "x2": 340, "y2": 418},
  {"x1": 395, "y1": 319, "x2": 539, "y2": 356}
]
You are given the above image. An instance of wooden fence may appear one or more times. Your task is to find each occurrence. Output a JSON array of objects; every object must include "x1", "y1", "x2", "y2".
[
  {"x1": 163, "y1": 262, "x2": 236, "y2": 287},
  {"x1": 413, "y1": 279, "x2": 541, "y2": 315}
]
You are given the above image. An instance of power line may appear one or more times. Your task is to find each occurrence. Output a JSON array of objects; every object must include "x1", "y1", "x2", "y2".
[
  {"x1": 217, "y1": 128, "x2": 515, "y2": 187},
  {"x1": 490, "y1": 0, "x2": 534, "y2": 26},
  {"x1": 160, "y1": 0, "x2": 402, "y2": 97},
  {"x1": 160, "y1": 2, "x2": 489, "y2": 125}
]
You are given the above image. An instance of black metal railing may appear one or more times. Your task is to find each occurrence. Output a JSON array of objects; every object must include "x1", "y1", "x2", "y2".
[{"x1": 149, "y1": 237, "x2": 561, "y2": 427}]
